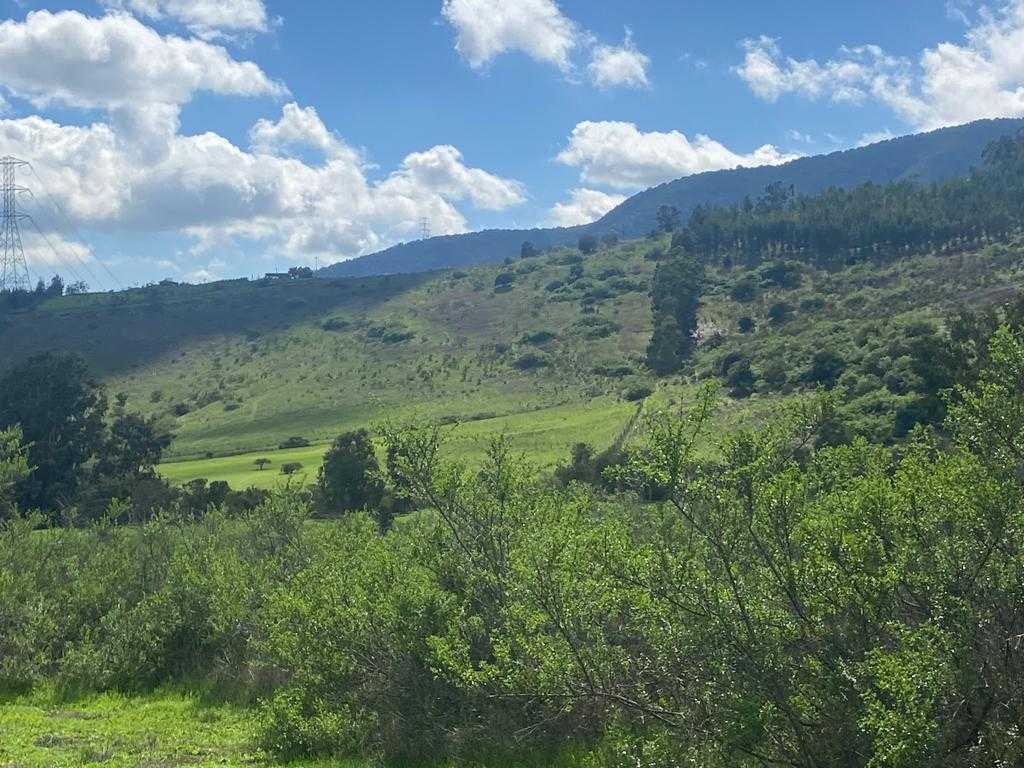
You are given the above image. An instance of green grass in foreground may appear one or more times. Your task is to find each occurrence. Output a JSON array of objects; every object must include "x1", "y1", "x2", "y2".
[{"x1": 0, "y1": 689, "x2": 579, "y2": 768}]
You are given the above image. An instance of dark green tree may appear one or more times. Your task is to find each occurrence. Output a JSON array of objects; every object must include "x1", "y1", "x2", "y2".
[
  {"x1": 0, "y1": 352, "x2": 107, "y2": 513},
  {"x1": 646, "y1": 250, "x2": 705, "y2": 375},
  {"x1": 316, "y1": 429, "x2": 384, "y2": 516},
  {"x1": 656, "y1": 204, "x2": 681, "y2": 233},
  {"x1": 577, "y1": 234, "x2": 599, "y2": 255}
]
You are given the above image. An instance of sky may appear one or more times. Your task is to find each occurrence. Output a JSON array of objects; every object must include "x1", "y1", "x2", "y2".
[{"x1": 0, "y1": 0, "x2": 1022, "y2": 287}]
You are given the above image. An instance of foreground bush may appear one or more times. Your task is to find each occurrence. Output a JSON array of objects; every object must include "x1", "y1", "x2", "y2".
[{"x1": 5, "y1": 328, "x2": 1024, "y2": 766}]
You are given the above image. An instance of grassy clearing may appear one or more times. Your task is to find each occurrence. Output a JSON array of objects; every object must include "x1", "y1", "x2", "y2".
[
  {"x1": 158, "y1": 388, "x2": 781, "y2": 488},
  {"x1": 0, "y1": 689, "x2": 582, "y2": 768},
  {"x1": 0, "y1": 688, "x2": 266, "y2": 768}
]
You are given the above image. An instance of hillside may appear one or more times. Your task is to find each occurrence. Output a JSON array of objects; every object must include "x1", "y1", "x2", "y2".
[
  {"x1": 322, "y1": 118, "x2": 1024, "y2": 278},
  {"x1": 4, "y1": 224, "x2": 1024, "y2": 488}
]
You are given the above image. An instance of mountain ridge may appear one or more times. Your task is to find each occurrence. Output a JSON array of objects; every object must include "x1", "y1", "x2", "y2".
[{"x1": 321, "y1": 117, "x2": 1024, "y2": 279}]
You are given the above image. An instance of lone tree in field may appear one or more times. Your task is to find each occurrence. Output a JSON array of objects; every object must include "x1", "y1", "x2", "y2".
[
  {"x1": 315, "y1": 429, "x2": 384, "y2": 515},
  {"x1": 255, "y1": 458, "x2": 271, "y2": 471}
]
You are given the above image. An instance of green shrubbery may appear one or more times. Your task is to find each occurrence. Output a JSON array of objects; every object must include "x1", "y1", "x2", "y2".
[{"x1": 5, "y1": 328, "x2": 1024, "y2": 765}]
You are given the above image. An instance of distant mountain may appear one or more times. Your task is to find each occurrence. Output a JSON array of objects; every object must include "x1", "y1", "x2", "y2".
[{"x1": 320, "y1": 118, "x2": 1024, "y2": 279}]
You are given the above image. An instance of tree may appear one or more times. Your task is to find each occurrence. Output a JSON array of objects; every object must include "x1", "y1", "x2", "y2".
[
  {"x1": 646, "y1": 250, "x2": 705, "y2": 375},
  {"x1": 0, "y1": 426, "x2": 30, "y2": 518},
  {"x1": 255, "y1": 458, "x2": 272, "y2": 471},
  {"x1": 601, "y1": 233, "x2": 619, "y2": 249},
  {"x1": 520, "y1": 241, "x2": 538, "y2": 259},
  {"x1": 46, "y1": 275, "x2": 64, "y2": 297},
  {"x1": 316, "y1": 429, "x2": 383, "y2": 515},
  {"x1": 94, "y1": 412, "x2": 172, "y2": 483},
  {"x1": 577, "y1": 234, "x2": 599, "y2": 255},
  {"x1": 656, "y1": 205, "x2": 681, "y2": 233},
  {"x1": 0, "y1": 352, "x2": 107, "y2": 513}
]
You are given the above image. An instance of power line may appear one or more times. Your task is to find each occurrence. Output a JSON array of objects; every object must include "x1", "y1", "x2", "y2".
[
  {"x1": 23, "y1": 209, "x2": 96, "y2": 291},
  {"x1": 26, "y1": 163, "x2": 123, "y2": 292}
]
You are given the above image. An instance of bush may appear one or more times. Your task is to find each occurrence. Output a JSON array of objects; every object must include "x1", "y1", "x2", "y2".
[
  {"x1": 279, "y1": 436, "x2": 310, "y2": 450},
  {"x1": 281, "y1": 462, "x2": 304, "y2": 475},
  {"x1": 623, "y1": 384, "x2": 653, "y2": 401},
  {"x1": 521, "y1": 330, "x2": 556, "y2": 345},
  {"x1": 768, "y1": 301, "x2": 795, "y2": 325},
  {"x1": 730, "y1": 278, "x2": 759, "y2": 303},
  {"x1": 512, "y1": 352, "x2": 550, "y2": 371}
]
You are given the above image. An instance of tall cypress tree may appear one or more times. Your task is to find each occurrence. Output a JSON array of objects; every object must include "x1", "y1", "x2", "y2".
[{"x1": 646, "y1": 236, "x2": 704, "y2": 375}]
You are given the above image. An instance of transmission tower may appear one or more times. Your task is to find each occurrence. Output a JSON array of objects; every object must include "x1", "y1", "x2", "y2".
[
  {"x1": 0, "y1": 156, "x2": 31, "y2": 293},
  {"x1": 420, "y1": 217, "x2": 431, "y2": 241}
]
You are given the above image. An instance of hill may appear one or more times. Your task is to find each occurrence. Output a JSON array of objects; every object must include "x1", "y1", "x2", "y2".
[
  {"x1": 3, "y1": 226, "x2": 1023, "y2": 488},
  {"x1": 321, "y1": 118, "x2": 1024, "y2": 278},
  {"x1": 4, "y1": 128, "x2": 1024, "y2": 490}
]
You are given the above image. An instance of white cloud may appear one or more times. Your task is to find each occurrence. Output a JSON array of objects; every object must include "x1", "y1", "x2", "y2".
[
  {"x1": 547, "y1": 188, "x2": 627, "y2": 227},
  {"x1": 0, "y1": 9, "x2": 284, "y2": 158},
  {"x1": 735, "y1": 36, "x2": 901, "y2": 105},
  {"x1": 386, "y1": 145, "x2": 526, "y2": 210},
  {"x1": 101, "y1": 0, "x2": 271, "y2": 40},
  {"x1": 441, "y1": 0, "x2": 580, "y2": 71},
  {"x1": 737, "y1": 1, "x2": 1024, "y2": 130},
  {"x1": 857, "y1": 129, "x2": 898, "y2": 147},
  {"x1": 556, "y1": 120, "x2": 800, "y2": 190},
  {"x1": 249, "y1": 102, "x2": 352, "y2": 159},
  {"x1": 0, "y1": 106, "x2": 526, "y2": 278},
  {"x1": 588, "y1": 30, "x2": 650, "y2": 89},
  {"x1": 0, "y1": 11, "x2": 526, "y2": 280}
]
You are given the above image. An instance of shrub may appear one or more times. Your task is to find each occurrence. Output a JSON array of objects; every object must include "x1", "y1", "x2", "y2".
[
  {"x1": 281, "y1": 462, "x2": 304, "y2": 476},
  {"x1": 730, "y1": 278, "x2": 759, "y2": 303},
  {"x1": 623, "y1": 384, "x2": 653, "y2": 402},
  {"x1": 521, "y1": 330, "x2": 556, "y2": 345},
  {"x1": 279, "y1": 436, "x2": 310, "y2": 450},
  {"x1": 768, "y1": 301, "x2": 795, "y2": 325},
  {"x1": 512, "y1": 352, "x2": 550, "y2": 371}
]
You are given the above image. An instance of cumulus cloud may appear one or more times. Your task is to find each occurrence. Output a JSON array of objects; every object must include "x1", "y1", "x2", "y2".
[
  {"x1": 0, "y1": 105, "x2": 526, "y2": 279},
  {"x1": 547, "y1": 188, "x2": 627, "y2": 227},
  {"x1": 735, "y1": 36, "x2": 902, "y2": 104},
  {"x1": 441, "y1": 0, "x2": 652, "y2": 89},
  {"x1": 588, "y1": 30, "x2": 650, "y2": 89},
  {"x1": 0, "y1": 10, "x2": 526, "y2": 281},
  {"x1": 441, "y1": 0, "x2": 580, "y2": 71},
  {"x1": 737, "y1": 1, "x2": 1024, "y2": 130},
  {"x1": 0, "y1": 9, "x2": 284, "y2": 158},
  {"x1": 101, "y1": 0, "x2": 271, "y2": 40},
  {"x1": 556, "y1": 120, "x2": 799, "y2": 190},
  {"x1": 249, "y1": 102, "x2": 352, "y2": 159}
]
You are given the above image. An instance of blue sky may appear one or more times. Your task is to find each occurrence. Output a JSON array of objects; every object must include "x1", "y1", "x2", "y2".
[{"x1": 0, "y1": 0, "x2": 1021, "y2": 287}]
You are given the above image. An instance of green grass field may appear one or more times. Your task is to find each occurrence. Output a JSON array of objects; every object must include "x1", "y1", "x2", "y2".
[
  {"x1": 157, "y1": 388, "x2": 782, "y2": 488},
  {"x1": 0, "y1": 689, "x2": 579, "y2": 768}
]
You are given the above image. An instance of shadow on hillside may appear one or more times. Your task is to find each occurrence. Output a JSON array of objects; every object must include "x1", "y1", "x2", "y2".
[{"x1": 0, "y1": 271, "x2": 439, "y2": 378}]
